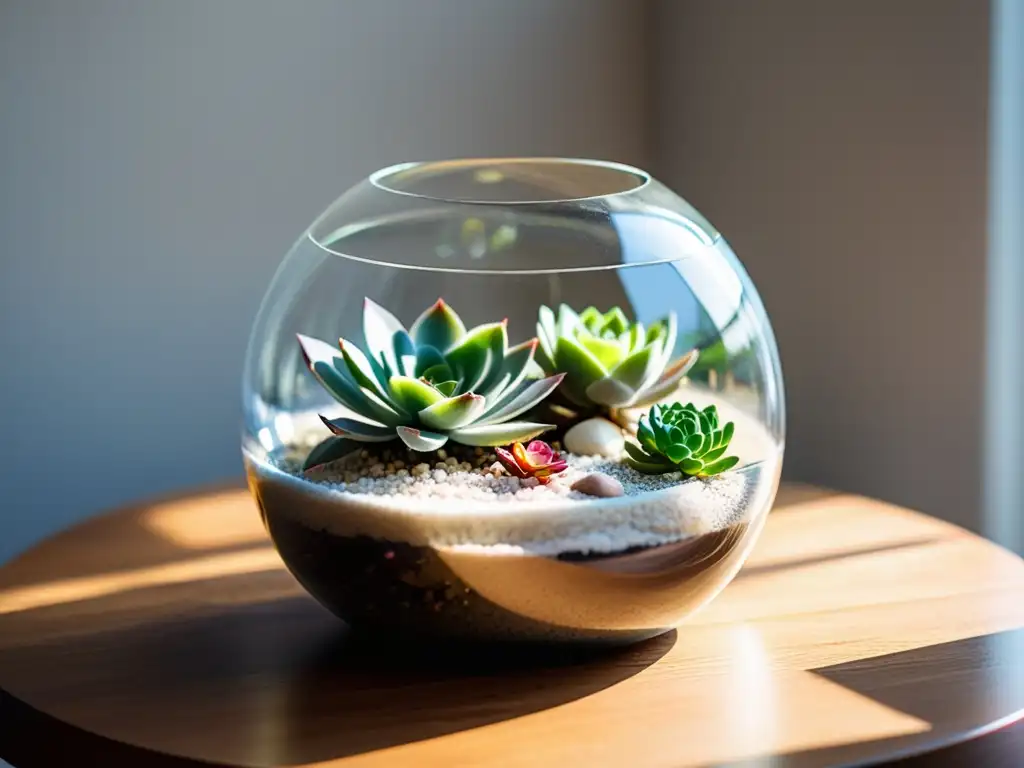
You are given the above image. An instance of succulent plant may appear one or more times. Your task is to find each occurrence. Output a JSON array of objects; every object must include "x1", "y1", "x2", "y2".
[
  {"x1": 624, "y1": 402, "x2": 739, "y2": 477},
  {"x1": 495, "y1": 440, "x2": 568, "y2": 485},
  {"x1": 298, "y1": 298, "x2": 564, "y2": 454},
  {"x1": 535, "y1": 304, "x2": 698, "y2": 412}
]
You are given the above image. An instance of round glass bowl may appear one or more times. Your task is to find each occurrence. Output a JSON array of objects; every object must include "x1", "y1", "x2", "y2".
[{"x1": 243, "y1": 158, "x2": 785, "y2": 645}]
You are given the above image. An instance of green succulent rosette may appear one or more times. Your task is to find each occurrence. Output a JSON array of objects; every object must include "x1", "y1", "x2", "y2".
[
  {"x1": 298, "y1": 298, "x2": 563, "y2": 463},
  {"x1": 624, "y1": 402, "x2": 739, "y2": 477},
  {"x1": 535, "y1": 304, "x2": 697, "y2": 410}
]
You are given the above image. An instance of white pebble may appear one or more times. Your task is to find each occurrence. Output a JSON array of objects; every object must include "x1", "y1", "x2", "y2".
[{"x1": 564, "y1": 417, "x2": 626, "y2": 458}]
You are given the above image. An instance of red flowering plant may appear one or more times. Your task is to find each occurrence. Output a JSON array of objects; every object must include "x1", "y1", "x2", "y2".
[{"x1": 495, "y1": 440, "x2": 568, "y2": 485}]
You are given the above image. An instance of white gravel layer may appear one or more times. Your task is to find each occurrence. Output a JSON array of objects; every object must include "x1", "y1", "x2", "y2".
[{"x1": 246, "y1": 390, "x2": 783, "y2": 555}]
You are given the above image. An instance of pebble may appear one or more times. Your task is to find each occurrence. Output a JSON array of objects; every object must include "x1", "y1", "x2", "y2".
[
  {"x1": 570, "y1": 472, "x2": 625, "y2": 498},
  {"x1": 563, "y1": 417, "x2": 626, "y2": 458}
]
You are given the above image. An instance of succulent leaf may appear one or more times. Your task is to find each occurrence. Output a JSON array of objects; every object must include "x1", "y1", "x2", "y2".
[
  {"x1": 627, "y1": 322, "x2": 646, "y2": 353},
  {"x1": 700, "y1": 444, "x2": 729, "y2": 464},
  {"x1": 600, "y1": 306, "x2": 629, "y2": 337},
  {"x1": 449, "y1": 421, "x2": 554, "y2": 447},
  {"x1": 339, "y1": 339, "x2": 394, "y2": 407},
  {"x1": 320, "y1": 415, "x2": 395, "y2": 441},
  {"x1": 479, "y1": 373, "x2": 565, "y2": 425},
  {"x1": 625, "y1": 401, "x2": 740, "y2": 478},
  {"x1": 312, "y1": 360, "x2": 404, "y2": 426},
  {"x1": 445, "y1": 321, "x2": 505, "y2": 394},
  {"x1": 393, "y1": 330, "x2": 418, "y2": 377},
  {"x1": 630, "y1": 348, "x2": 700, "y2": 408},
  {"x1": 396, "y1": 426, "x2": 449, "y2": 452},
  {"x1": 388, "y1": 375, "x2": 445, "y2": 413},
  {"x1": 482, "y1": 338, "x2": 537, "y2": 402},
  {"x1": 703, "y1": 456, "x2": 740, "y2": 475},
  {"x1": 609, "y1": 343, "x2": 661, "y2": 392},
  {"x1": 409, "y1": 299, "x2": 467, "y2": 352},
  {"x1": 636, "y1": 420, "x2": 658, "y2": 454},
  {"x1": 536, "y1": 306, "x2": 557, "y2": 370},
  {"x1": 556, "y1": 304, "x2": 581, "y2": 337},
  {"x1": 302, "y1": 436, "x2": 360, "y2": 471},
  {"x1": 578, "y1": 334, "x2": 625, "y2": 370},
  {"x1": 623, "y1": 441, "x2": 652, "y2": 462},
  {"x1": 418, "y1": 393, "x2": 487, "y2": 431},
  {"x1": 578, "y1": 306, "x2": 602, "y2": 331},
  {"x1": 412, "y1": 345, "x2": 446, "y2": 377},
  {"x1": 554, "y1": 336, "x2": 608, "y2": 403},
  {"x1": 678, "y1": 458, "x2": 704, "y2": 474},
  {"x1": 434, "y1": 380, "x2": 458, "y2": 396},
  {"x1": 584, "y1": 377, "x2": 636, "y2": 407},
  {"x1": 362, "y1": 298, "x2": 407, "y2": 377}
]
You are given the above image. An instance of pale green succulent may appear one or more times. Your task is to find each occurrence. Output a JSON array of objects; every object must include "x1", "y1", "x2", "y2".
[
  {"x1": 535, "y1": 304, "x2": 698, "y2": 410},
  {"x1": 298, "y1": 298, "x2": 563, "y2": 455}
]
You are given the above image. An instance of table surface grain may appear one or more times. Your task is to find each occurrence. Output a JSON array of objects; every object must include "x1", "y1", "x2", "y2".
[{"x1": 0, "y1": 483, "x2": 1022, "y2": 768}]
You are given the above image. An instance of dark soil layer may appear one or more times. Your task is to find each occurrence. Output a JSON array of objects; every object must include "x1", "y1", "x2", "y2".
[{"x1": 262, "y1": 513, "x2": 751, "y2": 645}]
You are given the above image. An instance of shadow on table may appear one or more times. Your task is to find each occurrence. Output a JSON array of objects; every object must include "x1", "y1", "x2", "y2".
[
  {"x1": 722, "y1": 628, "x2": 1024, "y2": 768},
  {"x1": 0, "y1": 581, "x2": 676, "y2": 767}
]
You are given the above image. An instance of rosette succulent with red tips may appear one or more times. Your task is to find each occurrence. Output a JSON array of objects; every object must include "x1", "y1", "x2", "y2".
[
  {"x1": 298, "y1": 298, "x2": 564, "y2": 461},
  {"x1": 495, "y1": 440, "x2": 568, "y2": 485}
]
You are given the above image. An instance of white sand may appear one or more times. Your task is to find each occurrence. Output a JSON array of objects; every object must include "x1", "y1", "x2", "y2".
[{"x1": 246, "y1": 390, "x2": 783, "y2": 555}]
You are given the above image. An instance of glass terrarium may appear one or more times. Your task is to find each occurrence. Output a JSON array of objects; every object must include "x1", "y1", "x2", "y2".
[{"x1": 243, "y1": 158, "x2": 785, "y2": 645}]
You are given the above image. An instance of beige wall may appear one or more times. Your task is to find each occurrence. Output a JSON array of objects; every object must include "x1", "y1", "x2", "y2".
[
  {"x1": 0, "y1": 0, "x2": 650, "y2": 561},
  {"x1": 653, "y1": 0, "x2": 991, "y2": 530}
]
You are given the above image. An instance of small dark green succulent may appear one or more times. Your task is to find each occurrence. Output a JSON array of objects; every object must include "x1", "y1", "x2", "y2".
[
  {"x1": 624, "y1": 402, "x2": 739, "y2": 477},
  {"x1": 298, "y1": 298, "x2": 563, "y2": 460}
]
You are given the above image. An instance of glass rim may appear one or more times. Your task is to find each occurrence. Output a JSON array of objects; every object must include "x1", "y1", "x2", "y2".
[{"x1": 368, "y1": 157, "x2": 652, "y2": 205}]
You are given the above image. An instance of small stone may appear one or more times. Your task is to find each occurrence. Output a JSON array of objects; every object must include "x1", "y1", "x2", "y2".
[
  {"x1": 571, "y1": 472, "x2": 624, "y2": 498},
  {"x1": 564, "y1": 417, "x2": 625, "y2": 458}
]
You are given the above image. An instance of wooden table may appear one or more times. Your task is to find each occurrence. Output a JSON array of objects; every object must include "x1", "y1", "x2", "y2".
[{"x1": 1, "y1": 483, "x2": 1022, "y2": 767}]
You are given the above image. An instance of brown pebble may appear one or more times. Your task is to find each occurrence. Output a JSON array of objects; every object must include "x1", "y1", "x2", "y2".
[
  {"x1": 570, "y1": 472, "x2": 625, "y2": 498},
  {"x1": 437, "y1": 448, "x2": 448, "y2": 460}
]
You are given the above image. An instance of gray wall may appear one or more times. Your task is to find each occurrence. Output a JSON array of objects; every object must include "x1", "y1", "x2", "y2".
[
  {"x1": 0, "y1": 0, "x2": 650, "y2": 563},
  {"x1": 653, "y1": 0, "x2": 991, "y2": 531}
]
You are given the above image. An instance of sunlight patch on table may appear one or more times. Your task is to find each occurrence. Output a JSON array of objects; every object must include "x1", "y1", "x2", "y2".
[{"x1": 0, "y1": 548, "x2": 282, "y2": 614}]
